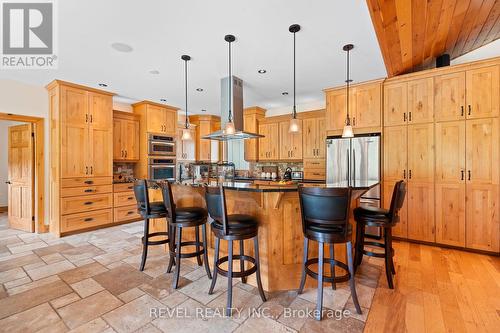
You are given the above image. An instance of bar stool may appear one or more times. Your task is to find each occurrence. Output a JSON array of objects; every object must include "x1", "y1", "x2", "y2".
[
  {"x1": 297, "y1": 186, "x2": 362, "y2": 321},
  {"x1": 160, "y1": 181, "x2": 212, "y2": 289},
  {"x1": 353, "y1": 180, "x2": 406, "y2": 289},
  {"x1": 133, "y1": 179, "x2": 171, "y2": 271},
  {"x1": 204, "y1": 185, "x2": 266, "y2": 316}
]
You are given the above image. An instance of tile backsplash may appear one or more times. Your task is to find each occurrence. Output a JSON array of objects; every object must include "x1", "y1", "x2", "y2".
[{"x1": 247, "y1": 162, "x2": 303, "y2": 178}]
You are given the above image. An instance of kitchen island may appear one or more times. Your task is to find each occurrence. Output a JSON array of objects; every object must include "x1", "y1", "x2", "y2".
[{"x1": 149, "y1": 180, "x2": 378, "y2": 291}]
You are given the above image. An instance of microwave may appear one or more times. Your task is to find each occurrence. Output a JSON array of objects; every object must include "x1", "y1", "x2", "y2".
[
  {"x1": 148, "y1": 134, "x2": 176, "y2": 156},
  {"x1": 148, "y1": 157, "x2": 176, "y2": 181}
]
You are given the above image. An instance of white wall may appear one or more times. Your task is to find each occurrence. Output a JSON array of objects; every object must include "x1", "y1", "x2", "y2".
[
  {"x1": 452, "y1": 39, "x2": 500, "y2": 65},
  {"x1": 0, "y1": 121, "x2": 24, "y2": 206},
  {"x1": 0, "y1": 79, "x2": 49, "y2": 223},
  {"x1": 265, "y1": 100, "x2": 326, "y2": 117}
]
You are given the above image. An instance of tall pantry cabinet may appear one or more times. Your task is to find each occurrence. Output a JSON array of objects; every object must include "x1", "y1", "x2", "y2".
[
  {"x1": 47, "y1": 80, "x2": 114, "y2": 236},
  {"x1": 383, "y1": 59, "x2": 499, "y2": 253}
]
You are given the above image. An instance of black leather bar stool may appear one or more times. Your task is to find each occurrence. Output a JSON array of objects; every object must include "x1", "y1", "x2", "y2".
[
  {"x1": 205, "y1": 185, "x2": 266, "y2": 316},
  {"x1": 160, "y1": 181, "x2": 212, "y2": 289},
  {"x1": 133, "y1": 179, "x2": 171, "y2": 271},
  {"x1": 353, "y1": 180, "x2": 406, "y2": 289},
  {"x1": 297, "y1": 186, "x2": 362, "y2": 321}
]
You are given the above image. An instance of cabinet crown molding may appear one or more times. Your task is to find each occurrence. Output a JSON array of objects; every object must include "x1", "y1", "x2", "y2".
[{"x1": 45, "y1": 79, "x2": 115, "y2": 96}]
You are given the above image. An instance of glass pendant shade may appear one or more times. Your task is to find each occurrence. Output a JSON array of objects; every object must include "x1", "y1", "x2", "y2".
[
  {"x1": 224, "y1": 121, "x2": 236, "y2": 135},
  {"x1": 342, "y1": 122, "x2": 354, "y2": 138},
  {"x1": 181, "y1": 127, "x2": 192, "y2": 141},
  {"x1": 288, "y1": 117, "x2": 301, "y2": 133}
]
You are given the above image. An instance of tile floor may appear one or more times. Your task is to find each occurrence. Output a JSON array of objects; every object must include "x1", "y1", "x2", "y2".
[{"x1": 0, "y1": 213, "x2": 383, "y2": 333}]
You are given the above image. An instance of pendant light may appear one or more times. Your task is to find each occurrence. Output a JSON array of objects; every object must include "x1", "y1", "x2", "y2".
[
  {"x1": 288, "y1": 24, "x2": 301, "y2": 133},
  {"x1": 224, "y1": 34, "x2": 236, "y2": 135},
  {"x1": 181, "y1": 55, "x2": 192, "y2": 141},
  {"x1": 342, "y1": 44, "x2": 354, "y2": 138}
]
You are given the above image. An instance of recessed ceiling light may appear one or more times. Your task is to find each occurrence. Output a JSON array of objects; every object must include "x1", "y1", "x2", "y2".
[
  {"x1": 258, "y1": 69, "x2": 267, "y2": 74},
  {"x1": 98, "y1": 83, "x2": 108, "y2": 87},
  {"x1": 160, "y1": 99, "x2": 167, "y2": 102},
  {"x1": 149, "y1": 70, "x2": 160, "y2": 75},
  {"x1": 201, "y1": 109, "x2": 207, "y2": 112},
  {"x1": 196, "y1": 88, "x2": 203, "y2": 92},
  {"x1": 282, "y1": 91, "x2": 289, "y2": 95},
  {"x1": 111, "y1": 42, "x2": 133, "y2": 53}
]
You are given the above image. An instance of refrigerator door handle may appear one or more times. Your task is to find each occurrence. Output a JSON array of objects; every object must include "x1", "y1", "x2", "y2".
[
  {"x1": 352, "y1": 148, "x2": 356, "y2": 183},
  {"x1": 346, "y1": 149, "x2": 350, "y2": 183}
]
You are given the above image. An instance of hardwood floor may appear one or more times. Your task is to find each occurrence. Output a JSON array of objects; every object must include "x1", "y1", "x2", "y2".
[{"x1": 365, "y1": 241, "x2": 500, "y2": 332}]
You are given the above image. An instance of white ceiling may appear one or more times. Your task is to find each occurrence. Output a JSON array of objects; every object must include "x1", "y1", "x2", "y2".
[{"x1": 0, "y1": 0, "x2": 387, "y2": 115}]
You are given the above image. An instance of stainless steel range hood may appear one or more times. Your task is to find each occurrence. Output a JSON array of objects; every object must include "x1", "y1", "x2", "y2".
[{"x1": 202, "y1": 76, "x2": 264, "y2": 141}]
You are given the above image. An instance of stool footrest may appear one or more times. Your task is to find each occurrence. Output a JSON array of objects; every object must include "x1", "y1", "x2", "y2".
[
  {"x1": 216, "y1": 255, "x2": 257, "y2": 278},
  {"x1": 142, "y1": 232, "x2": 170, "y2": 246},
  {"x1": 304, "y1": 257, "x2": 350, "y2": 283},
  {"x1": 170, "y1": 240, "x2": 206, "y2": 258}
]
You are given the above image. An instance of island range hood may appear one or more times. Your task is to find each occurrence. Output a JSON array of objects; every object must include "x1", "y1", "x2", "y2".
[{"x1": 202, "y1": 35, "x2": 263, "y2": 141}]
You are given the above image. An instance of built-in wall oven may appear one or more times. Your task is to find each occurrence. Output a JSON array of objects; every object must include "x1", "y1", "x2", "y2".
[
  {"x1": 148, "y1": 134, "x2": 176, "y2": 156},
  {"x1": 148, "y1": 157, "x2": 176, "y2": 181}
]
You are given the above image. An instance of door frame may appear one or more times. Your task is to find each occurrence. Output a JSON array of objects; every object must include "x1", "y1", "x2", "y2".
[{"x1": 0, "y1": 112, "x2": 46, "y2": 233}]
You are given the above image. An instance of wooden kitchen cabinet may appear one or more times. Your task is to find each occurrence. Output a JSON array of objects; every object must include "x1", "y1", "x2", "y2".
[
  {"x1": 303, "y1": 117, "x2": 326, "y2": 159},
  {"x1": 384, "y1": 81, "x2": 408, "y2": 126},
  {"x1": 325, "y1": 80, "x2": 382, "y2": 132},
  {"x1": 465, "y1": 118, "x2": 499, "y2": 252},
  {"x1": 243, "y1": 107, "x2": 266, "y2": 162},
  {"x1": 383, "y1": 181, "x2": 407, "y2": 238},
  {"x1": 133, "y1": 101, "x2": 179, "y2": 135},
  {"x1": 258, "y1": 122, "x2": 279, "y2": 160},
  {"x1": 466, "y1": 65, "x2": 499, "y2": 119},
  {"x1": 407, "y1": 182, "x2": 435, "y2": 242},
  {"x1": 407, "y1": 78, "x2": 434, "y2": 124},
  {"x1": 382, "y1": 125, "x2": 407, "y2": 182},
  {"x1": 434, "y1": 72, "x2": 466, "y2": 121},
  {"x1": 47, "y1": 80, "x2": 115, "y2": 236},
  {"x1": 407, "y1": 123, "x2": 434, "y2": 183},
  {"x1": 113, "y1": 111, "x2": 140, "y2": 162},
  {"x1": 279, "y1": 120, "x2": 302, "y2": 160},
  {"x1": 189, "y1": 115, "x2": 220, "y2": 162}
]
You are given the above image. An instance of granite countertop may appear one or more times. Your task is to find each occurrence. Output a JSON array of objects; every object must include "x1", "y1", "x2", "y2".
[{"x1": 180, "y1": 180, "x2": 379, "y2": 193}]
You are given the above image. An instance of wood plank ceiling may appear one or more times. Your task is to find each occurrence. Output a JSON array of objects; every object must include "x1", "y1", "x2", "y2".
[{"x1": 367, "y1": 0, "x2": 500, "y2": 76}]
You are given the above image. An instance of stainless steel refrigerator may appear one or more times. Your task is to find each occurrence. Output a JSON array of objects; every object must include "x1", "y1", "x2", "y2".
[{"x1": 326, "y1": 133, "x2": 381, "y2": 237}]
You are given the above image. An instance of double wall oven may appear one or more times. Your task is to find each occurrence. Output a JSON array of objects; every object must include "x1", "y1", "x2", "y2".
[{"x1": 147, "y1": 134, "x2": 177, "y2": 181}]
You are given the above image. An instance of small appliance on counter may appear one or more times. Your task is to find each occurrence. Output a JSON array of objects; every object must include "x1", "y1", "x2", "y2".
[
  {"x1": 283, "y1": 167, "x2": 293, "y2": 180},
  {"x1": 260, "y1": 165, "x2": 278, "y2": 179},
  {"x1": 291, "y1": 171, "x2": 303, "y2": 181}
]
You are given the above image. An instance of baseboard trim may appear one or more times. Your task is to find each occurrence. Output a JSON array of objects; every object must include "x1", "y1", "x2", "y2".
[{"x1": 393, "y1": 236, "x2": 500, "y2": 256}]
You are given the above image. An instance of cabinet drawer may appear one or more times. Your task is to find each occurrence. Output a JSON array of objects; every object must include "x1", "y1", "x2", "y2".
[
  {"x1": 61, "y1": 177, "x2": 112, "y2": 188},
  {"x1": 61, "y1": 209, "x2": 113, "y2": 233},
  {"x1": 304, "y1": 159, "x2": 326, "y2": 169},
  {"x1": 60, "y1": 185, "x2": 112, "y2": 198},
  {"x1": 113, "y1": 191, "x2": 137, "y2": 207},
  {"x1": 304, "y1": 169, "x2": 326, "y2": 180},
  {"x1": 61, "y1": 193, "x2": 113, "y2": 215},
  {"x1": 114, "y1": 205, "x2": 141, "y2": 223},
  {"x1": 113, "y1": 182, "x2": 135, "y2": 192}
]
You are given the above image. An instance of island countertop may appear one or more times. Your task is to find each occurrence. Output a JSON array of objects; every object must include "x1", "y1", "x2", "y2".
[{"x1": 179, "y1": 179, "x2": 379, "y2": 193}]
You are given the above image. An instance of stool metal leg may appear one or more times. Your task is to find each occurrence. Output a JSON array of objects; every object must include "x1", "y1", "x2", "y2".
[
  {"x1": 253, "y1": 236, "x2": 266, "y2": 302},
  {"x1": 208, "y1": 237, "x2": 219, "y2": 295},
  {"x1": 172, "y1": 226, "x2": 182, "y2": 289},
  {"x1": 195, "y1": 226, "x2": 202, "y2": 266},
  {"x1": 298, "y1": 237, "x2": 309, "y2": 294},
  {"x1": 226, "y1": 240, "x2": 233, "y2": 316},
  {"x1": 347, "y1": 241, "x2": 362, "y2": 314},
  {"x1": 330, "y1": 244, "x2": 336, "y2": 290},
  {"x1": 316, "y1": 242, "x2": 324, "y2": 321},
  {"x1": 202, "y1": 224, "x2": 212, "y2": 279},
  {"x1": 240, "y1": 240, "x2": 246, "y2": 283},
  {"x1": 167, "y1": 223, "x2": 175, "y2": 273},
  {"x1": 139, "y1": 218, "x2": 149, "y2": 271}
]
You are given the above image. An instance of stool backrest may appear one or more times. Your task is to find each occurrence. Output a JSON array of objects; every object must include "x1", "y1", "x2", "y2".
[
  {"x1": 204, "y1": 184, "x2": 229, "y2": 235},
  {"x1": 133, "y1": 179, "x2": 150, "y2": 215},
  {"x1": 160, "y1": 181, "x2": 176, "y2": 222},
  {"x1": 298, "y1": 186, "x2": 352, "y2": 236},
  {"x1": 388, "y1": 180, "x2": 406, "y2": 222}
]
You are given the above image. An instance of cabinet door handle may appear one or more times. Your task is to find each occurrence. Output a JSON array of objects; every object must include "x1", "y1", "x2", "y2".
[
  {"x1": 409, "y1": 169, "x2": 412, "y2": 179},
  {"x1": 84, "y1": 201, "x2": 93, "y2": 205},
  {"x1": 84, "y1": 218, "x2": 94, "y2": 222},
  {"x1": 461, "y1": 106, "x2": 464, "y2": 117},
  {"x1": 461, "y1": 170, "x2": 464, "y2": 181},
  {"x1": 84, "y1": 180, "x2": 93, "y2": 185},
  {"x1": 409, "y1": 112, "x2": 412, "y2": 122},
  {"x1": 127, "y1": 197, "x2": 134, "y2": 200},
  {"x1": 404, "y1": 113, "x2": 407, "y2": 122},
  {"x1": 84, "y1": 189, "x2": 94, "y2": 193},
  {"x1": 86, "y1": 166, "x2": 88, "y2": 175},
  {"x1": 90, "y1": 115, "x2": 93, "y2": 123},
  {"x1": 90, "y1": 166, "x2": 93, "y2": 175},
  {"x1": 403, "y1": 169, "x2": 406, "y2": 179},
  {"x1": 353, "y1": 117, "x2": 356, "y2": 126},
  {"x1": 85, "y1": 114, "x2": 88, "y2": 123},
  {"x1": 468, "y1": 105, "x2": 471, "y2": 116},
  {"x1": 125, "y1": 150, "x2": 127, "y2": 158},
  {"x1": 468, "y1": 170, "x2": 471, "y2": 181},
  {"x1": 126, "y1": 211, "x2": 134, "y2": 215}
]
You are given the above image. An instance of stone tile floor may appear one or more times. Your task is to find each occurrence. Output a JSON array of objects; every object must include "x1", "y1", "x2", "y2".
[{"x1": 0, "y1": 213, "x2": 384, "y2": 332}]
